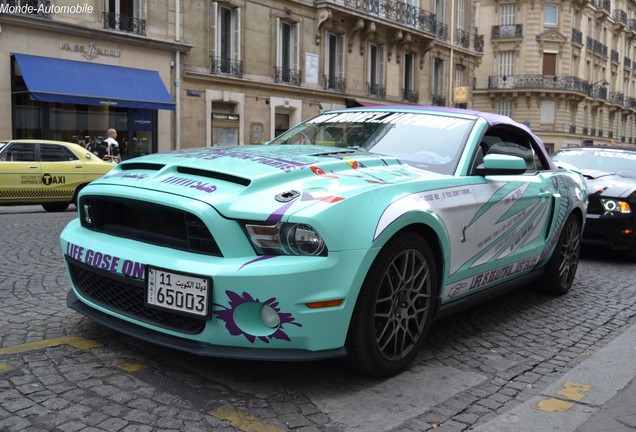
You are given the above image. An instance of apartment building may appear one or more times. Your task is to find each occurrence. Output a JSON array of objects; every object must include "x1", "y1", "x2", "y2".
[
  {"x1": 178, "y1": 0, "x2": 485, "y2": 147},
  {"x1": 472, "y1": 0, "x2": 636, "y2": 153},
  {"x1": 0, "y1": 0, "x2": 186, "y2": 156}
]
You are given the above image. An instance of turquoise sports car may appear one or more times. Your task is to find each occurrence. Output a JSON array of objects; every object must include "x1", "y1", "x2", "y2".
[{"x1": 61, "y1": 107, "x2": 587, "y2": 376}]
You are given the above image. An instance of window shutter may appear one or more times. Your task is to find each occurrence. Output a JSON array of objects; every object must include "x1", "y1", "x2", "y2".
[
  {"x1": 337, "y1": 34, "x2": 344, "y2": 77},
  {"x1": 234, "y1": 7, "x2": 241, "y2": 60},
  {"x1": 293, "y1": 23, "x2": 300, "y2": 71},
  {"x1": 378, "y1": 45, "x2": 385, "y2": 85}
]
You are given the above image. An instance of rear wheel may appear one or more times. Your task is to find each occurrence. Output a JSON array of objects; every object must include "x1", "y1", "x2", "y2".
[
  {"x1": 42, "y1": 203, "x2": 70, "y2": 212},
  {"x1": 346, "y1": 232, "x2": 437, "y2": 376},
  {"x1": 541, "y1": 214, "x2": 581, "y2": 295}
]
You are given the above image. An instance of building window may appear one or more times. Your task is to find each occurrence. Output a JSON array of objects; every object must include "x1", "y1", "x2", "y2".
[
  {"x1": 544, "y1": 4, "x2": 558, "y2": 26},
  {"x1": 403, "y1": 52, "x2": 418, "y2": 102},
  {"x1": 496, "y1": 100, "x2": 513, "y2": 117},
  {"x1": 498, "y1": 50, "x2": 515, "y2": 77},
  {"x1": 104, "y1": 0, "x2": 145, "y2": 35},
  {"x1": 540, "y1": 100, "x2": 556, "y2": 124},
  {"x1": 543, "y1": 52, "x2": 557, "y2": 75},
  {"x1": 276, "y1": 19, "x2": 301, "y2": 85},
  {"x1": 325, "y1": 32, "x2": 345, "y2": 91},
  {"x1": 433, "y1": 59, "x2": 445, "y2": 105},
  {"x1": 368, "y1": 43, "x2": 385, "y2": 98},
  {"x1": 212, "y1": 3, "x2": 241, "y2": 77}
]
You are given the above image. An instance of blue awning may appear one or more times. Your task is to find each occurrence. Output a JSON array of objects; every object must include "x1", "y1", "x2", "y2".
[{"x1": 13, "y1": 53, "x2": 175, "y2": 110}]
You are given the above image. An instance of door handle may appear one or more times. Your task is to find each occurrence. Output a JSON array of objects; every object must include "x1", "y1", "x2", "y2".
[
  {"x1": 28, "y1": 165, "x2": 38, "y2": 169},
  {"x1": 539, "y1": 191, "x2": 552, "y2": 199},
  {"x1": 75, "y1": 165, "x2": 83, "y2": 168}
]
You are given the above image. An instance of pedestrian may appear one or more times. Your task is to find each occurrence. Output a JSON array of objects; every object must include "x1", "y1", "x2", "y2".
[{"x1": 103, "y1": 128, "x2": 120, "y2": 162}]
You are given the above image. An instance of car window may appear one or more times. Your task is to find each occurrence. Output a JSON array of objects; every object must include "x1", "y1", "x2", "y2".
[
  {"x1": 0, "y1": 142, "x2": 36, "y2": 162},
  {"x1": 40, "y1": 144, "x2": 79, "y2": 162},
  {"x1": 553, "y1": 149, "x2": 636, "y2": 178},
  {"x1": 477, "y1": 126, "x2": 544, "y2": 173}
]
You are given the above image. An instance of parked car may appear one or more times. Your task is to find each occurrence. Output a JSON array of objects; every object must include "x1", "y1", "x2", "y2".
[
  {"x1": 60, "y1": 107, "x2": 587, "y2": 376},
  {"x1": 552, "y1": 146, "x2": 636, "y2": 260},
  {"x1": 0, "y1": 139, "x2": 115, "y2": 212}
]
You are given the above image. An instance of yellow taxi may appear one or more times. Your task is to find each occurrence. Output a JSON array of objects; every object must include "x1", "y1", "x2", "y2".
[{"x1": 0, "y1": 139, "x2": 115, "y2": 212}]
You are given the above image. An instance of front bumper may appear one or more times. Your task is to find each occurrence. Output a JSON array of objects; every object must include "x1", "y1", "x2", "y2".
[
  {"x1": 583, "y1": 213, "x2": 636, "y2": 251},
  {"x1": 62, "y1": 218, "x2": 374, "y2": 358}
]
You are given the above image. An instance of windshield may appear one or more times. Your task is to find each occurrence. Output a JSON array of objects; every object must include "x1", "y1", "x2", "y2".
[
  {"x1": 269, "y1": 111, "x2": 475, "y2": 174},
  {"x1": 553, "y1": 149, "x2": 636, "y2": 179}
]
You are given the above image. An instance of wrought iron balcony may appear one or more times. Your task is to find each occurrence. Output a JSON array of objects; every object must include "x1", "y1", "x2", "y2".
[
  {"x1": 2, "y1": 0, "x2": 51, "y2": 18},
  {"x1": 611, "y1": 50, "x2": 619, "y2": 64},
  {"x1": 572, "y1": 28, "x2": 583, "y2": 45},
  {"x1": 570, "y1": 125, "x2": 576, "y2": 134},
  {"x1": 628, "y1": 97, "x2": 636, "y2": 109},
  {"x1": 456, "y1": 29, "x2": 469, "y2": 49},
  {"x1": 402, "y1": 89, "x2": 419, "y2": 103},
  {"x1": 275, "y1": 67, "x2": 301, "y2": 86},
  {"x1": 325, "y1": 75, "x2": 346, "y2": 92},
  {"x1": 590, "y1": 128, "x2": 596, "y2": 137},
  {"x1": 629, "y1": 19, "x2": 636, "y2": 33},
  {"x1": 614, "y1": 10, "x2": 628, "y2": 26},
  {"x1": 582, "y1": 127, "x2": 589, "y2": 135},
  {"x1": 489, "y1": 75, "x2": 588, "y2": 92},
  {"x1": 491, "y1": 24, "x2": 523, "y2": 39},
  {"x1": 367, "y1": 82, "x2": 386, "y2": 98},
  {"x1": 610, "y1": 92, "x2": 625, "y2": 105},
  {"x1": 474, "y1": 34, "x2": 484, "y2": 53},
  {"x1": 211, "y1": 57, "x2": 243, "y2": 78},
  {"x1": 432, "y1": 95, "x2": 445, "y2": 106},
  {"x1": 103, "y1": 12, "x2": 146, "y2": 36},
  {"x1": 625, "y1": 57, "x2": 632, "y2": 68},
  {"x1": 320, "y1": 0, "x2": 439, "y2": 39}
]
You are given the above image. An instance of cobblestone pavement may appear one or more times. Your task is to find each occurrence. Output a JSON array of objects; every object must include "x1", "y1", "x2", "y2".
[{"x1": 1, "y1": 206, "x2": 636, "y2": 432}]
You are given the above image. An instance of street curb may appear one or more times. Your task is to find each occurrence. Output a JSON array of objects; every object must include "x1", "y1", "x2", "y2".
[{"x1": 469, "y1": 322, "x2": 636, "y2": 432}]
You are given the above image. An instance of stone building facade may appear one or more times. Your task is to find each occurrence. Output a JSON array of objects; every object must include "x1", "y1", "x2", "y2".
[{"x1": 472, "y1": 0, "x2": 636, "y2": 153}]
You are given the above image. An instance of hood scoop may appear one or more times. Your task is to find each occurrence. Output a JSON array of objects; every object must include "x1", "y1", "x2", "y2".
[
  {"x1": 120, "y1": 162, "x2": 165, "y2": 171},
  {"x1": 177, "y1": 166, "x2": 251, "y2": 186}
]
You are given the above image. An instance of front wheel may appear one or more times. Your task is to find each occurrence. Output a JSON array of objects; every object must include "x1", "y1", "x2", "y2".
[
  {"x1": 346, "y1": 232, "x2": 438, "y2": 376},
  {"x1": 42, "y1": 203, "x2": 70, "y2": 212},
  {"x1": 541, "y1": 214, "x2": 581, "y2": 295}
]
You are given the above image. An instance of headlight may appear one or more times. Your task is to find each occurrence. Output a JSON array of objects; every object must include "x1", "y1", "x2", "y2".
[
  {"x1": 601, "y1": 199, "x2": 632, "y2": 215},
  {"x1": 244, "y1": 222, "x2": 327, "y2": 256}
]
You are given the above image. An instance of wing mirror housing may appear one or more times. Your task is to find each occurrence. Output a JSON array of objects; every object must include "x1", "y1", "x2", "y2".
[{"x1": 476, "y1": 154, "x2": 527, "y2": 176}]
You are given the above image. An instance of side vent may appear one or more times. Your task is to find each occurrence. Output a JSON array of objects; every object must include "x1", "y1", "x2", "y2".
[{"x1": 177, "y1": 166, "x2": 251, "y2": 186}]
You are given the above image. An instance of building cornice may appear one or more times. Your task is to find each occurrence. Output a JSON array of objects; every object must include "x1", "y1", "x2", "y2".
[{"x1": 0, "y1": 13, "x2": 192, "y2": 53}]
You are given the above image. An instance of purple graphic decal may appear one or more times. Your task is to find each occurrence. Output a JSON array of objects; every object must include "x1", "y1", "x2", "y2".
[
  {"x1": 212, "y1": 291, "x2": 302, "y2": 343},
  {"x1": 160, "y1": 176, "x2": 217, "y2": 193},
  {"x1": 266, "y1": 201, "x2": 296, "y2": 224},
  {"x1": 238, "y1": 255, "x2": 276, "y2": 270}
]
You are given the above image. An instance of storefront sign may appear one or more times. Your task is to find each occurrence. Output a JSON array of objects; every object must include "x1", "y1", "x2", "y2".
[{"x1": 60, "y1": 40, "x2": 120, "y2": 60}]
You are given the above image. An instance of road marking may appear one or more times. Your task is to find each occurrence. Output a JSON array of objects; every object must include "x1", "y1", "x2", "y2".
[
  {"x1": 0, "y1": 362, "x2": 14, "y2": 373},
  {"x1": 117, "y1": 362, "x2": 148, "y2": 372},
  {"x1": 532, "y1": 381, "x2": 592, "y2": 413},
  {"x1": 210, "y1": 404, "x2": 285, "y2": 432},
  {"x1": 0, "y1": 336, "x2": 103, "y2": 355}
]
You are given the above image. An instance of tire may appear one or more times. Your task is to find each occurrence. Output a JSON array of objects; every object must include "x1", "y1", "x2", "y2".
[
  {"x1": 42, "y1": 203, "x2": 70, "y2": 212},
  {"x1": 540, "y1": 214, "x2": 581, "y2": 295},
  {"x1": 345, "y1": 232, "x2": 438, "y2": 376}
]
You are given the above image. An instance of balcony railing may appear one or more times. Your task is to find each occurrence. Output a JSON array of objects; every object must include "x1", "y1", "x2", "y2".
[
  {"x1": 211, "y1": 57, "x2": 243, "y2": 78},
  {"x1": 625, "y1": 57, "x2": 632, "y2": 69},
  {"x1": 582, "y1": 127, "x2": 589, "y2": 135},
  {"x1": 325, "y1": 75, "x2": 346, "y2": 92},
  {"x1": 614, "y1": 10, "x2": 628, "y2": 26},
  {"x1": 487, "y1": 74, "x2": 611, "y2": 101},
  {"x1": 456, "y1": 29, "x2": 470, "y2": 48},
  {"x1": 321, "y1": 0, "x2": 440, "y2": 39},
  {"x1": 610, "y1": 92, "x2": 625, "y2": 105},
  {"x1": 1, "y1": 0, "x2": 51, "y2": 18},
  {"x1": 432, "y1": 95, "x2": 445, "y2": 106},
  {"x1": 491, "y1": 24, "x2": 523, "y2": 39},
  {"x1": 572, "y1": 28, "x2": 583, "y2": 45},
  {"x1": 367, "y1": 82, "x2": 386, "y2": 98},
  {"x1": 275, "y1": 67, "x2": 302, "y2": 86},
  {"x1": 474, "y1": 34, "x2": 484, "y2": 53},
  {"x1": 103, "y1": 12, "x2": 146, "y2": 36},
  {"x1": 402, "y1": 88, "x2": 419, "y2": 103},
  {"x1": 611, "y1": 50, "x2": 620, "y2": 64}
]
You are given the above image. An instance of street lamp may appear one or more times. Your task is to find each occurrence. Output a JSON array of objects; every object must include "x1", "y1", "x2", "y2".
[{"x1": 591, "y1": 79, "x2": 610, "y2": 86}]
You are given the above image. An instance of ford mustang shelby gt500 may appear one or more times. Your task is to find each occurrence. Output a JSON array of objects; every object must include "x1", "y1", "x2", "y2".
[{"x1": 61, "y1": 107, "x2": 587, "y2": 376}]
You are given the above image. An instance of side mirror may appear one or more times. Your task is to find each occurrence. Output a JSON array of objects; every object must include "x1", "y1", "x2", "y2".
[{"x1": 476, "y1": 154, "x2": 527, "y2": 176}]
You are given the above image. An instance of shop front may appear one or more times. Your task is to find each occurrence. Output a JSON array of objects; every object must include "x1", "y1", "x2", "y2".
[{"x1": 11, "y1": 53, "x2": 175, "y2": 159}]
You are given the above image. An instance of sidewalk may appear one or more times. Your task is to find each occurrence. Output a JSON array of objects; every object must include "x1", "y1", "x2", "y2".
[{"x1": 470, "y1": 322, "x2": 636, "y2": 432}]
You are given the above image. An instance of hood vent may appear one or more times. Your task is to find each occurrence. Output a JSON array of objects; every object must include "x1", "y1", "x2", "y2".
[
  {"x1": 177, "y1": 166, "x2": 251, "y2": 186},
  {"x1": 120, "y1": 162, "x2": 165, "y2": 171}
]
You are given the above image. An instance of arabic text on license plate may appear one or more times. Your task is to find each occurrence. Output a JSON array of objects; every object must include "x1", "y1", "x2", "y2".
[{"x1": 147, "y1": 268, "x2": 209, "y2": 318}]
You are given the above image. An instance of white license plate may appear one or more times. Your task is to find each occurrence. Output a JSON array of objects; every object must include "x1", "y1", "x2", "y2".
[{"x1": 146, "y1": 267, "x2": 210, "y2": 318}]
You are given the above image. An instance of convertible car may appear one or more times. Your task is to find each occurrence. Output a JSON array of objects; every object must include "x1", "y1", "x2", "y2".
[
  {"x1": 61, "y1": 107, "x2": 587, "y2": 376},
  {"x1": 552, "y1": 146, "x2": 636, "y2": 260}
]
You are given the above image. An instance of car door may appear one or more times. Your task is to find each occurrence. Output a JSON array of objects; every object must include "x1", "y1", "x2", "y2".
[
  {"x1": 443, "y1": 127, "x2": 557, "y2": 299},
  {"x1": 39, "y1": 143, "x2": 84, "y2": 202},
  {"x1": 0, "y1": 142, "x2": 42, "y2": 204}
]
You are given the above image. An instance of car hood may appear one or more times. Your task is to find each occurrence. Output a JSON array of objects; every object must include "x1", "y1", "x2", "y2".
[
  {"x1": 581, "y1": 169, "x2": 636, "y2": 198},
  {"x1": 94, "y1": 145, "x2": 432, "y2": 218}
]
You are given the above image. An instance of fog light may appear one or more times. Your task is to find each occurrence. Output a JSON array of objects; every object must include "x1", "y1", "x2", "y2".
[{"x1": 261, "y1": 304, "x2": 280, "y2": 328}]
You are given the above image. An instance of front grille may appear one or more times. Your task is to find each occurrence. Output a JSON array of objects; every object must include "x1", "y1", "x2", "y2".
[
  {"x1": 67, "y1": 256, "x2": 205, "y2": 333},
  {"x1": 80, "y1": 196, "x2": 221, "y2": 256}
]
